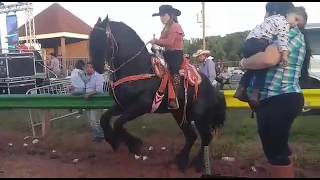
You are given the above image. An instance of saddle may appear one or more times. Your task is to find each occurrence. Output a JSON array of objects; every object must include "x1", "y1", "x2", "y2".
[
  {"x1": 150, "y1": 55, "x2": 202, "y2": 113},
  {"x1": 111, "y1": 47, "x2": 201, "y2": 115}
]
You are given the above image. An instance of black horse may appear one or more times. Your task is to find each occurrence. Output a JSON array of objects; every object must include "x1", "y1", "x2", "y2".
[{"x1": 89, "y1": 16, "x2": 227, "y2": 172}]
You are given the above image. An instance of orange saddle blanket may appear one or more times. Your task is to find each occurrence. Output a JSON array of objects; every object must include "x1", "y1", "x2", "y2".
[{"x1": 150, "y1": 56, "x2": 202, "y2": 113}]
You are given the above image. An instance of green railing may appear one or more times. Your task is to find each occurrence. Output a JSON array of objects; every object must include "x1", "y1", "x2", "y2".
[
  {"x1": 0, "y1": 94, "x2": 114, "y2": 109},
  {"x1": 0, "y1": 89, "x2": 319, "y2": 110}
]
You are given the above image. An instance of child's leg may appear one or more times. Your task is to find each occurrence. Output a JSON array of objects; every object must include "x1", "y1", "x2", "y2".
[
  {"x1": 251, "y1": 69, "x2": 268, "y2": 90},
  {"x1": 236, "y1": 38, "x2": 269, "y2": 102},
  {"x1": 250, "y1": 69, "x2": 268, "y2": 107},
  {"x1": 239, "y1": 70, "x2": 254, "y2": 87}
]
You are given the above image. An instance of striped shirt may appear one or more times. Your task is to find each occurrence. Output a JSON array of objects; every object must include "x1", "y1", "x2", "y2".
[{"x1": 248, "y1": 27, "x2": 306, "y2": 100}]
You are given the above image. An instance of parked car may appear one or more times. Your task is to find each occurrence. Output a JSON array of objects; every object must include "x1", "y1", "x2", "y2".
[{"x1": 301, "y1": 23, "x2": 320, "y2": 115}]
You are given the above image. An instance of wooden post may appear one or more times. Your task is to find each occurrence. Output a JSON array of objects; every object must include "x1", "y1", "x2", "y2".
[
  {"x1": 60, "y1": 37, "x2": 66, "y2": 75},
  {"x1": 204, "y1": 146, "x2": 212, "y2": 175},
  {"x1": 41, "y1": 110, "x2": 51, "y2": 137}
]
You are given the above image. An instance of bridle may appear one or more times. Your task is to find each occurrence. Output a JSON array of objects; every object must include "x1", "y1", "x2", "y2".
[
  {"x1": 93, "y1": 25, "x2": 150, "y2": 80},
  {"x1": 93, "y1": 24, "x2": 153, "y2": 108}
]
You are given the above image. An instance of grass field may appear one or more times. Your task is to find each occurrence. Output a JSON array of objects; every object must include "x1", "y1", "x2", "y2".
[{"x1": 0, "y1": 109, "x2": 319, "y2": 171}]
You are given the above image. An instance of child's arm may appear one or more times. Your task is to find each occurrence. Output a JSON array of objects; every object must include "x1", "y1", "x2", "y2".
[
  {"x1": 276, "y1": 21, "x2": 290, "y2": 53},
  {"x1": 275, "y1": 19, "x2": 290, "y2": 66}
]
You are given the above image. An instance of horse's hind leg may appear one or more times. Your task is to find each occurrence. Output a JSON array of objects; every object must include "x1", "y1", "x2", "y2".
[
  {"x1": 172, "y1": 111, "x2": 197, "y2": 171},
  {"x1": 100, "y1": 104, "x2": 122, "y2": 144}
]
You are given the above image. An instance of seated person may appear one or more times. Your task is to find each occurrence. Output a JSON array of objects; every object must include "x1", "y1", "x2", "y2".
[{"x1": 70, "y1": 60, "x2": 88, "y2": 95}]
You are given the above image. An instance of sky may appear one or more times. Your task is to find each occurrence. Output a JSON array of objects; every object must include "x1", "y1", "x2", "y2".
[{"x1": 0, "y1": 2, "x2": 319, "y2": 47}]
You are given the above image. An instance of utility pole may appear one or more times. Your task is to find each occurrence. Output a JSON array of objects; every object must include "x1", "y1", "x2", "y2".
[{"x1": 202, "y1": 2, "x2": 206, "y2": 50}]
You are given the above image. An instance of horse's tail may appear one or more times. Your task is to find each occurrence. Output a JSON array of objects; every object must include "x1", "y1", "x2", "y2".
[{"x1": 210, "y1": 89, "x2": 227, "y2": 130}]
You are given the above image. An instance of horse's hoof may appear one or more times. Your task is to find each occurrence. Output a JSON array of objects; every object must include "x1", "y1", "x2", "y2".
[
  {"x1": 110, "y1": 142, "x2": 120, "y2": 152},
  {"x1": 126, "y1": 136, "x2": 143, "y2": 154},
  {"x1": 191, "y1": 157, "x2": 204, "y2": 172},
  {"x1": 175, "y1": 154, "x2": 189, "y2": 171},
  {"x1": 109, "y1": 136, "x2": 121, "y2": 151},
  {"x1": 128, "y1": 141, "x2": 142, "y2": 154}
]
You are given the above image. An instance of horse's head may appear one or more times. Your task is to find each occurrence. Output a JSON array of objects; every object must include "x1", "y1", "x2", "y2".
[
  {"x1": 89, "y1": 15, "x2": 151, "y2": 77},
  {"x1": 89, "y1": 16, "x2": 112, "y2": 74}
]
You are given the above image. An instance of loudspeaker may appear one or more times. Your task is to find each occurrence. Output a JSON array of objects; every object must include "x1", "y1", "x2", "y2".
[{"x1": 0, "y1": 52, "x2": 35, "y2": 78}]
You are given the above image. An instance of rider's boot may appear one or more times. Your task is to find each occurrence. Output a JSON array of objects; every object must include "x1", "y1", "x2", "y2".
[{"x1": 168, "y1": 74, "x2": 180, "y2": 109}]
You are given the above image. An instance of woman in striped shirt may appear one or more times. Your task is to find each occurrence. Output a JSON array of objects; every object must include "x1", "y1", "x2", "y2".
[{"x1": 240, "y1": 4, "x2": 310, "y2": 178}]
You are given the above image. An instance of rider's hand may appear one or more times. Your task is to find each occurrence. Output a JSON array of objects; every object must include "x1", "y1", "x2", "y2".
[
  {"x1": 149, "y1": 39, "x2": 157, "y2": 44},
  {"x1": 151, "y1": 45, "x2": 156, "y2": 53}
]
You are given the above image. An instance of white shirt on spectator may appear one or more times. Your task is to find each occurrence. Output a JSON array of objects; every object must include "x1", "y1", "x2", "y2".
[
  {"x1": 70, "y1": 68, "x2": 86, "y2": 90},
  {"x1": 246, "y1": 14, "x2": 290, "y2": 52},
  {"x1": 199, "y1": 56, "x2": 217, "y2": 87},
  {"x1": 85, "y1": 72, "x2": 105, "y2": 93}
]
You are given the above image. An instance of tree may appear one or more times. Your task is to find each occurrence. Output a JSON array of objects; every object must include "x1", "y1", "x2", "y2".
[{"x1": 184, "y1": 30, "x2": 250, "y2": 64}]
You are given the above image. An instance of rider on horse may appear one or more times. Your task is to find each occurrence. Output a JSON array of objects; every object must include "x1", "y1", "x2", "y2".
[{"x1": 149, "y1": 5, "x2": 185, "y2": 109}]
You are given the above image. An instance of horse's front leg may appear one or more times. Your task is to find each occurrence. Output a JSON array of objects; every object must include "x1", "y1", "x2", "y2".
[
  {"x1": 111, "y1": 97, "x2": 152, "y2": 154},
  {"x1": 100, "y1": 104, "x2": 122, "y2": 145}
]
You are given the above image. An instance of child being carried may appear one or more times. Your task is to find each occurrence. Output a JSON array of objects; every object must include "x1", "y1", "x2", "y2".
[{"x1": 234, "y1": 7, "x2": 306, "y2": 106}]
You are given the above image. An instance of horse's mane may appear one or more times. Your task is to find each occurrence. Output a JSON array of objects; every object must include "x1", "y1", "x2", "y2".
[{"x1": 109, "y1": 21, "x2": 146, "y2": 48}]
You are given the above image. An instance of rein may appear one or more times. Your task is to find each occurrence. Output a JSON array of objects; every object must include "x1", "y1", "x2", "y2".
[{"x1": 94, "y1": 26, "x2": 150, "y2": 75}]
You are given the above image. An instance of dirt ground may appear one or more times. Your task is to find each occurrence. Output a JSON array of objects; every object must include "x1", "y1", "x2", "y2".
[{"x1": 0, "y1": 131, "x2": 317, "y2": 178}]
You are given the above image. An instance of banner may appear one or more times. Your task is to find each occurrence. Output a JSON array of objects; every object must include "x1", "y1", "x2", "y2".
[{"x1": 6, "y1": 14, "x2": 19, "y2": 53}]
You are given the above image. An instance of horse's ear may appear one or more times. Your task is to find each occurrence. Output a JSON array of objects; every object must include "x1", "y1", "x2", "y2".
[
  {"x1": 97, "y1": 17, "x2": 102, "y2": 23},
  {"x1": 102, "y1": 15, "x2": 109, "y2": 26}
]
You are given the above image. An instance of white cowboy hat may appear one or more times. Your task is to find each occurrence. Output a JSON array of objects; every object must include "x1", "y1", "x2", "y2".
[{"x1": 192, "y1": 49, "x2": 211, "y2": 58}]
